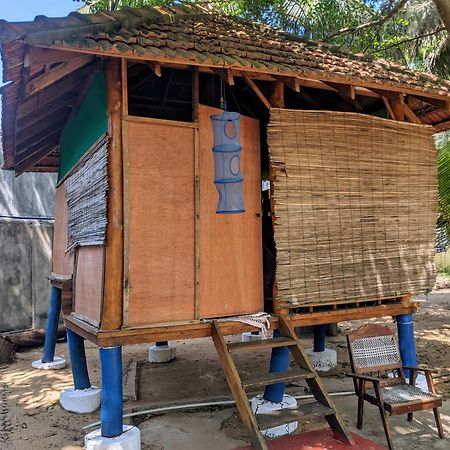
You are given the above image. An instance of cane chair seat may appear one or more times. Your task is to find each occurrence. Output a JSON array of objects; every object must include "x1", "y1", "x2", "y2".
[{"x1": 366, "y1": 384, "x2": 437, "y2": 405}]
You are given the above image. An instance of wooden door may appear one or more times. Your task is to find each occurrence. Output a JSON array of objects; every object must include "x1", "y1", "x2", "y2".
[
  {"x1": 125, "y1": 118, "x2": 196, "y2": 325},
  {"x1": 198, "y1": 105, "x2": 263, "y2": 318}
]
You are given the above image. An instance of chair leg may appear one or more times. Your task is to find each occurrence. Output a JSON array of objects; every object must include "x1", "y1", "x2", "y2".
[
  {"x1": 433, "y1": 408, "x2": 444, "y2": 438},
  {"x1": 357, "y1": 396, "x2": 364, "y2": 429},
  {"x1": 373, "y1": 384, "x2": 394, "y2": 450},
  {"x1": 407, "y1": 412, "x2": 413, "y2": 422},
  {"x1": 357, "y1": 380, "x2": 365, "y2": 429}
]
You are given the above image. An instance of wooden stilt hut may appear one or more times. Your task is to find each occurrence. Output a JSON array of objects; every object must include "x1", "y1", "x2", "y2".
[{"x1": 1, "y1": 4, "x2": 450, "y2": 448}]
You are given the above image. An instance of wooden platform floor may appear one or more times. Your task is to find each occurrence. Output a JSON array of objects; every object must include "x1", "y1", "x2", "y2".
[{"x1": 234, "y1": 429, "x2": 386, "y2": 450}]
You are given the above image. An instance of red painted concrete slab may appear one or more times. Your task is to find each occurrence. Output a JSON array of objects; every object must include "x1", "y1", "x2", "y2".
[{"x1": 234, "y1": 429, "x2": 386, "y2": 450}]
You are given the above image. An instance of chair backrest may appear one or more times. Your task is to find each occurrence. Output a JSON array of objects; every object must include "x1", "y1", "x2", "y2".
[{"x1": 347, "y1": 323, "x2": 403, "y2": 375}]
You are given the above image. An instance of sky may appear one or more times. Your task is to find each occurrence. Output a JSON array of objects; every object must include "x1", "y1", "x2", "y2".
[
  {"x1": 0, "y1": 0, "x2": 78, "y2": 122},
  {"x1": 0, "y1": 0, "x2": 77, "y2": 22}
]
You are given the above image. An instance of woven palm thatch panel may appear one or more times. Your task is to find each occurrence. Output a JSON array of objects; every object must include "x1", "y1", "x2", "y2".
[
  {"x1": 268, "y1": 109, "x2": 437, "y2": 308},
  {"x1": 66, "y1": 134, "x2": 109, "y2": 248}
]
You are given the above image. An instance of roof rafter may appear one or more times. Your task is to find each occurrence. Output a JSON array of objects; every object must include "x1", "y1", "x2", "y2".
[{"x1": 25, "y1": 56, "x2": 94, "y2": 96}]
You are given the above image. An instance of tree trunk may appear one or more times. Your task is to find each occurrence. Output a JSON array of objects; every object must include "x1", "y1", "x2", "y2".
[
  {"x1": 433, "y1": 0, "x2": 450, "y2": 35},
  {"x1": 3, "y1": 325, "x2": 66, "y2": 349}
]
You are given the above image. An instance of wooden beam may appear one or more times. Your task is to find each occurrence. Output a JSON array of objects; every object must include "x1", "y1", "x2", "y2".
[
  {"x1": 18, "y1": 101, "x2": 72, "y2": 130},
  {"x1": 323, "y1": 81, "x2": 356, "y2": 100},
  {"x1": 25, "y1": 47, "x2": 90, "y2": 67},
  {"x1": 382, "y1": 96, "x2": 396, "y2": 120},
  {"x1": 368, "y1": 87, "x2": 399, "y2": 99},
  {"x1": 17, "y1": 109, "x2": 71, "y2": 147},
  {"x1": 101, "y1": 59, "x2": 124, "y2": 331},
  {"x1": 241, "y1": 71, "x2": 271, "y2": 109},
  {"x1": 121, "y1": 58, "x2": 128, "y2": 117},
  {"x1": 147, "y1": 61, "x2": 161, "y2": 77},
  {"x1": 434, "y1": 119, "x2": 450, "y2": 132},
  {"x1": 14, "y1": 144, "x2": 59, "y2": 176},
  {"x1": 25, "y1": 56, "x2": 94, "y2": 96},
  {"x1": 35, "y1": 44, "x2": 450, "y2": 103},
  {"x1": 15, "y1": 125, "x2": 65, "y2": 157},
  {"x1": 18, "y1": 71, "x2": 86, "y2": 118},
  {"x1": 65, "y1": 301, "x2": 417, "y2": 346},
  {"x1": 269, "y1": 81, "x2": 284, "y2": 108},
  {"x1": 410, "y1": 94, "x2": 450, "y2": 113},
  {"x1": 273, "y1": 75, "x2": 300, "y2": 93},
  {"x1": 389, "y1": 94, "x2": 405, "y2": 121},
  {"x1": 300, "y1": 90, "x2": 321, "y2": 108},
  {"x1": 403, "y1": 103, "x2": 422, "y2": 124},
  {"x1": 213, "y1": 68, "x2": 235, "y2": 85}
]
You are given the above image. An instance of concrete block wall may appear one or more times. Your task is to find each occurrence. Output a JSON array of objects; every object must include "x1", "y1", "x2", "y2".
[
  {"x1": 1, "y1": 138, "x2": 57, "y2": 332},
  {"x1": 0, "y1": 219, "x2": 53, "y2": 331}
]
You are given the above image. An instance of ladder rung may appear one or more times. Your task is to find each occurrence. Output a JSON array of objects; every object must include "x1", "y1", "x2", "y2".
[
  {"x1": 256, "y1": 402, "x2": 334, "y2": 430},
  {"x1": 227, "y1": 337, "x2": 297, "y2": 353},
  {"x1": 242, "y1": 368, "x2": 314, "y2": 390}
]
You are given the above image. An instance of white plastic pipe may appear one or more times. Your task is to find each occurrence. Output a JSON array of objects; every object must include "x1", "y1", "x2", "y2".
[{"x1": 83, "y1": 391, "x2": 354, "y2": 430}]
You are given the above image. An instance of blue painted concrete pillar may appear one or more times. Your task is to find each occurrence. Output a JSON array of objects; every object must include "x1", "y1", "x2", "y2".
[
  {"x1": 396, "y1": 314, "x2": 417, "y2": 377},
  {"x1": 67, "y1": 329, "x2": 91, "y2": 390},
  {"x1": 100, "y1": 346, "x2": 123, "y2": 438},
  {"x1": 263, "y1": 329, "x2": 290, "y2": 403},
  {"x1": 313, "y1": 324, "x2": 327, "y2": 352},
  {"x1": 41, "y1": 286, "x2": 62, "y2": 363}
]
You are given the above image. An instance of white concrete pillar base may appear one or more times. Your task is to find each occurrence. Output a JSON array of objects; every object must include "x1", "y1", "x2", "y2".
[
  {"x1": 31, "y1": 356, "x2": 66, "y2": 370},
  {"x1": 305, "y1": 348, "x2": 337, "y2": 372},
  {"x1": 85, "y1": 425, "x2": 141, "y2": 450},
  {"x1": 241, "y1": 331, "x2": 263, "y2": 342},
  {"x1": 148, "y1": 344, "x2": 176, "y2": 363},
  {"x1": 251, "y1": 394, "x2": 298, "y2": 438},
  {"x1": 60, "y1": 386, "x2": 101, "y2": 413}
]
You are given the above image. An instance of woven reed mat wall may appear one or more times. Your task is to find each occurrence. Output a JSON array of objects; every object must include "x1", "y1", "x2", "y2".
[
  {"x1": 66, "y1": 134, "x2": 109, "y2": 249},
  {"x1": 268, "y1": 109, "x2": 437, "y2": 308}
]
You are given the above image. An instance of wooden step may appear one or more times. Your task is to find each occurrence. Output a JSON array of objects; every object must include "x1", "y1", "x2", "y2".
[
  {"x1": 227, "y1": 337, "x2": 297, "y2": 353},
  {"x1": 241, "y1": 368, "x2": 314, "y2": 390},
  {"x1": 256, "y1": 402, "x2": 334, "y2": 430}
]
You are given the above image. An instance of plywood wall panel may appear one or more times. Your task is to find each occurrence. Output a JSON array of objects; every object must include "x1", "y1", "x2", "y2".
[
  {"x1": 74, "y1": 245, "x2": 104, "y2": 325},
  {"x1": 52, "y1": 183, "x2": 74, "y2": 275},
  {"x1": 198, "y1": 105, "x2": 263, "y2": 318},
  {"x1": 126, "y1": 119, "x2": 196, "y2": 325}
]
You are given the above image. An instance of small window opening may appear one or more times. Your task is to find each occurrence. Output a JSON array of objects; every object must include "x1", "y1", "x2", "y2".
[{"x1": 127, "y1": 63, "x2": 193, "y2": 122}]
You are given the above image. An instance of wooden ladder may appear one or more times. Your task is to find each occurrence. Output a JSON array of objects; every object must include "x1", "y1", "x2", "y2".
[{"x1": 211, "y1": 315, "x2": 354, "y2": 450}]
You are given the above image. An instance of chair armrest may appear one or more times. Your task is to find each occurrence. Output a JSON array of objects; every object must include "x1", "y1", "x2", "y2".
[
  {"x1": 346, "y1": 373, "x2": 382, "y2": 384},
  {"x1": 403, "y1": 366, "x2": 438, "y2": 374}
]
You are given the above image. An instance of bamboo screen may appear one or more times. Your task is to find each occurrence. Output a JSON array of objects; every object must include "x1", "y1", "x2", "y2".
[{"x1": 268, "y1": 109, "x2": 437, "y2": 308}]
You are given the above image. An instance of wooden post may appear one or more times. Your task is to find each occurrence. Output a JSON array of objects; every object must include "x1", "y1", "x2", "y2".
[
  {"x1": 101, "y1": 59, "x2": 124, "y2": 330},
  {"x1": 269, "y1": 81, "x2": 284, "y2": 108},
  {"x1": 268, "y1": 80, "x2": 284, "y2": 314},
  {"x1": 389, "y1": 95, "x2": 405, "y2": 121}
]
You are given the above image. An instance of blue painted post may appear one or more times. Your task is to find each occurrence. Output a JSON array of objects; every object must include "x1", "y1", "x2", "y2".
[
  {"x1": 100, "y1": 346, "x2": 123, "y2": 438},
  {"x1": 156, "y1": 341, "x2": 168, "y2": 347},
  {"x1": 396, "y1": 314, "x2": 417, "y2": 378},
  {"x1": 313, "y1": 324, "x2": 327, "y2": 353},
  {"x1": 41, "y1": 286, "x2": 62, "y2": 363},
  {"x1": 67, "y1": 329, "x2": 91, "y2": 390},
  {"x1": 263, "y1": 329, "x2": 290, "y2": 403}
]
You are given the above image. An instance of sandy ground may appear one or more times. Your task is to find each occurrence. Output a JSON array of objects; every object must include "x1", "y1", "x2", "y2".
[{"x1": 1, "y1": 289, "x2": 449, "y2": 450}]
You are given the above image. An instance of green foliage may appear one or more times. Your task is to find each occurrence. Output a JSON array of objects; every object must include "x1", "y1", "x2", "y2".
[{"x1": 436, "y1": 131, "x2": 450, "y2": 232}]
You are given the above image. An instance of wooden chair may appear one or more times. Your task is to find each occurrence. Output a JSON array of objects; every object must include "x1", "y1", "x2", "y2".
[{"x1": 346, "y1": 323, "x2": 444, "y2": 450}]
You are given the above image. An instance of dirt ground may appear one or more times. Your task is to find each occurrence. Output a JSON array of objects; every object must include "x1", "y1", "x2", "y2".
[{"x1": 1, "y1": 288, "x2": 450, "y2": 450}]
